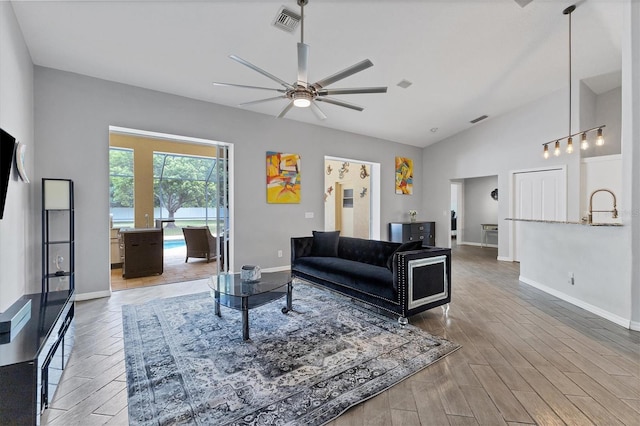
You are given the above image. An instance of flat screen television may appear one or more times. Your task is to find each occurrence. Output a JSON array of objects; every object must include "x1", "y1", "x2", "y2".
[{"x1": 0, "y1": 128, "x2": 17, "y2": 220}]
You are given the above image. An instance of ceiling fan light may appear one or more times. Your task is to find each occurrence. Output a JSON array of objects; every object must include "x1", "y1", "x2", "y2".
[
  {"x1": 554, "y1": 140, "x2": 561, "y2": 156},
  {"x1": 543, "y1": 144, "x2": 549, "y2": 159},
  {"x1": 292, "y1": 91, "x2": 312, "y2": 107},
  {"x1": 566, "y1": 137, "x2": 574, "y2": 153},
  {"x1": 293, "y1": 98, "x2": 311, "y2": 108}
]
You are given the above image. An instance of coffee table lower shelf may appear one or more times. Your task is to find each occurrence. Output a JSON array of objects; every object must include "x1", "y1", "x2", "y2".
[{"x1": 211, "y1": 277, "x2": 292, "y2": 341}]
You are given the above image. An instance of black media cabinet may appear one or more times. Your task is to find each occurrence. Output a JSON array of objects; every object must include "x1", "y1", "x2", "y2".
[{"x1": 0, "y1": 291, "x2": 75, "y2": 425}]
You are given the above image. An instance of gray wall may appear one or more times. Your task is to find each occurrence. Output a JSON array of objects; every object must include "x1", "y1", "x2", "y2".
[
  {"x1": 462, "y1": 176, "x2": 498, "y2": 246},
  {"x1": 421, "y1": 85, "x2": 581, "y2": 258},
  {"x1": 0, "y1": 2, "x2": 36, "y2": 312},
  {"x1": 33, "y1": 67, "x2": 423, "y2": 299},
  {"x1": 421, "y1": 14, "x2": 638, "y2": 327}
]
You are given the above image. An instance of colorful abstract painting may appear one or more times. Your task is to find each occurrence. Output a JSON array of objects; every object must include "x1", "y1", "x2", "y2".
[
  {"x1": 395, "y1": 156, "x2": 413, "y2": 195},
  {"x1": 267, "y1": 151, "x2": 301, "y2": 203}
]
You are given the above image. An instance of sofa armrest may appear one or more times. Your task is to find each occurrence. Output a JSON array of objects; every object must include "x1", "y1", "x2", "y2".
[
  {"x1": 393, "y1": 247, "x2": 452, "y2": 314},
  {"x1": 291, "y1": 237, "x2": 314, "y2": 263}
]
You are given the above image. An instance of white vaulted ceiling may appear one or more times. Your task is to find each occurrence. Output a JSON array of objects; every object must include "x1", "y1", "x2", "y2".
[{"x1": 10, "y1": 0, "x2": 623, "y2": 147}]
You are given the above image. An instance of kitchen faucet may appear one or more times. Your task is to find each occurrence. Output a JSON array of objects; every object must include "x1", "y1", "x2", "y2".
[{"x1": 588, "y1": 189, "x2": 618, "y2": 224}]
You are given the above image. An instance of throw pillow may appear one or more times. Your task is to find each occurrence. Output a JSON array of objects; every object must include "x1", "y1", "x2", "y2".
[
  {"x1": 386, "y1": 240, "x2": 424, "y2": 270},
  {"x1": 310, "y1": 230, "x2": 340, "y2": 257}
]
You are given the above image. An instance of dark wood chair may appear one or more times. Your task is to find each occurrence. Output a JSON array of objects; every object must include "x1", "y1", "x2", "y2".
[{"x1": 182, "y1": 226, "x2": 222, "y2": 264}]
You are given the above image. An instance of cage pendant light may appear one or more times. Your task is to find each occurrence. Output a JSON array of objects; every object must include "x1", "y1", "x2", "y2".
[{"x1": 542, "y1": 4, "x2": 605, "y2": 159}]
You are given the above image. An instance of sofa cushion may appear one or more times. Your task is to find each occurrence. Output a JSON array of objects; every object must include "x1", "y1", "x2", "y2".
[
  {"x1": 337, "y1": 236, "x2": 399, "y2": 267},
  {"x1": 293, "y1": 257, "x2": 395, "y2": 300},
  {"x1": 386, "y1": 240, "x2": 424, "y2": 270},
  {"x1": 310, "y1": 230, "x2": 340, "y2": 257}
]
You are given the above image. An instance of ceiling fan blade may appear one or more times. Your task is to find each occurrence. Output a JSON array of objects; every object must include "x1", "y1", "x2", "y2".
[
  {"x1": 213, "y1": 82, "x2": 286, "y2": 93},
  {"x1": 317, "y1": 87, "x2": 388, "y2": 96},
  {"x1": 276, "y1": 101, "x2": 295, "y2": 119},
  {"x1": 315, "y1": 97, "x2": 364, "y2": 112},
  {"x1": 297, "y1": 43, "x2": 309, "y2": 87},
  {"x1": 239, "y1": 96, "x2": 287, "y2": 107},
  {"x1": 312, "y1": 59, "x2": 374, "y2": 89},
  {"x1": 229, "y1": 55, "x2": 294, "y2": 90},
  {"x1": 310, "y1": 102, "x2": 327, "y2": 120}
]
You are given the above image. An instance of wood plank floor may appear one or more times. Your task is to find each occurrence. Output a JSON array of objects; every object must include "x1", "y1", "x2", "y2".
[{"x1": 43, "y1": 245, "x2": 639, "y2": 425}]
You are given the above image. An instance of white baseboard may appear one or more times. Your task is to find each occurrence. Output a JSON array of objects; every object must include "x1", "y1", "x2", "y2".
[
  {"x1": 519, "y1": 276, "x2": 631, "y2": 329},
  {"x1": 75, "y1": 290, "x2": 112, "y2": 301},
  {"x1": 630, "y1": 321, "x2": 640, "y2": 332},
  {"x1": 497, "y1": 256, "x2": 513, "y2": 262},
  {"x1": 262, "y1": 265, "x2": 291, "y2": 273}
]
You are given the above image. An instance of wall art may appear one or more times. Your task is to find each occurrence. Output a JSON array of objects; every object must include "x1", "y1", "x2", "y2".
[
  {"x1": 395, "y1": 156, "x2": 413, "y2": 195},
  {"x1": 266, "y1": 151, "x2": 301, "y2": 203}
]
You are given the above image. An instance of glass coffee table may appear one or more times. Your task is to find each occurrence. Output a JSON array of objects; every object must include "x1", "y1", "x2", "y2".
[{"x1": 208, "y1": 271, "x2": 292, "y2": 341}]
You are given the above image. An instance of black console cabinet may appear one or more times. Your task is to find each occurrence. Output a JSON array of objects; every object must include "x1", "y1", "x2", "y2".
[
  {"x1": 389, "y1": 221, "x2": 436, "y2": 246},
  {"x1": 121, "y1": 228, "x2": 163, "y2": 278},
  {"x1": 0, "y1": 291, "x2": 75, "y2": 425}
]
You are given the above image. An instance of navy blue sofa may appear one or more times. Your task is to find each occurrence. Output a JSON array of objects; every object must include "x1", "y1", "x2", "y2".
[{"x1": 291, "y1": 235, "x2": 452, "y2": 324}]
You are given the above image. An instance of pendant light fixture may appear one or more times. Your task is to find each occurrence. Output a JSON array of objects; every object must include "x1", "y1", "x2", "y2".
[{"x1": 542, "y1": 4, "x2": 605, "y2": 159}]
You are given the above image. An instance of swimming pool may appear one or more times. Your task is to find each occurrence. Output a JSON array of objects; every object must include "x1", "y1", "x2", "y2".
[{"x1": 164, "y1": 239, "x2": 186, "y2": 250}]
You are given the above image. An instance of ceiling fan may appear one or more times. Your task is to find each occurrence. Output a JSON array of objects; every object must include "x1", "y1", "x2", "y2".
[{"x1": 212, "y1": 0, "x2": 387, "y2": 120}]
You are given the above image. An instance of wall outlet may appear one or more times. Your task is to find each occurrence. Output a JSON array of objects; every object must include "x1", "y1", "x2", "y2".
[
  {"x1": 305, "y1": 212, "x2": 314, "y2": 219},
  {"x1": 568, "y1": 272, "x2": 574, "y2": 285},
  {"x1": 278, "y1": 250, "x2": 283, "y2": 258}
]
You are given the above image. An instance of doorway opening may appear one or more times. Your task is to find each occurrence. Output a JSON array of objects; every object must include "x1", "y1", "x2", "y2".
[
  {"x1": 451, "y1": 176, "x2": 499, "y2": 251},
  {"x1": 324, "y1": 156, "x2": 380, "y2": 239},
  {"x1": 450, "y1": 181, "x2": 463, "y2": 247},
  {"x1": 108, "y1": 126, "x2": 232, "y2": 291}
]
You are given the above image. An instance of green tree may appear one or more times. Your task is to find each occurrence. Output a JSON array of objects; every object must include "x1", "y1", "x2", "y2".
[
  {"x1": 110, "y1": 150, "x2": 226, "y2": 224},
  {"x1": 109, "y1": 149, "x2": 134, "y2": 208},
  {"x1": 153, "y1": 154, "x2": 220, "y2": 224}
]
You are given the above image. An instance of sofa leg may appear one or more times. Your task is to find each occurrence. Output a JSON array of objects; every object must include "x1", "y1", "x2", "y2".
[{"x1": 398, "y1": 316, "x2": 408, "y2": 326}]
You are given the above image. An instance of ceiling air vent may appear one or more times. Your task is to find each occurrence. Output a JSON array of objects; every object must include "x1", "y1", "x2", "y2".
[
  {"x1": 273, "y1": 6, "x2": 301, "y2": 33},
  {"x1": 470, "y1": 115, "x2": 489, "y2": 124}
]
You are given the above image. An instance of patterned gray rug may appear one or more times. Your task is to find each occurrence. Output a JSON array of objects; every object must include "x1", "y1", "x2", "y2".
[{"x1": 122, "y1": 283, "x2": 460, "y2": 425}]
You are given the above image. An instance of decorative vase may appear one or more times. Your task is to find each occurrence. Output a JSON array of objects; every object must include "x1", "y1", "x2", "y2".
[{"x1": 410, "y1": 216, "x2": 416, "y2": 222}]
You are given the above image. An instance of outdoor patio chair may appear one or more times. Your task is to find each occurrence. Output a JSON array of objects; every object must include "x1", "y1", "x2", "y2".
[{"x1": 182, "y1": 226, "x2": 222, "y2": 264}]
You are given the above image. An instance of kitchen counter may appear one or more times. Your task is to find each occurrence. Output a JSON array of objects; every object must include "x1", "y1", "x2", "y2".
[{"x1": 505, "y1": 218, "x2": 622, "y2": 226}]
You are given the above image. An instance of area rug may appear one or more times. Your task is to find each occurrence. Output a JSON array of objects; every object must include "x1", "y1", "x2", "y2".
[{"x1": 122, "y1": 283, "x2": 460, "y2": 425}]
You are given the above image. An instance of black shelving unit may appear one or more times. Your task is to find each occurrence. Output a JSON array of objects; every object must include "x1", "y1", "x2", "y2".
[
  {"x1": 0, "y1": 179, "x2": 76, "y2": 424},
  {"x1": 42, "y1": 179, "x2": 75, "y2": 295}
]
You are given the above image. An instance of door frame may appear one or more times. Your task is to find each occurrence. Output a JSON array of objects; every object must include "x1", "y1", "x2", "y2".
[
  {"x1": 324, "y1": 156, "x2": 380, "y2": 240},
  {"x1": 509, "y1": 165, "x2": 567, "y2": 261},
  {"x1": 108, "y1": 125, "x2": 234, "y2": 283}
]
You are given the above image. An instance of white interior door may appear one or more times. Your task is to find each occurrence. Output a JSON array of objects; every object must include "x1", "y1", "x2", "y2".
[
  {"x1": 513, "y1": 168, "x2": 566, "y2": 261},
  {"x1": 340, "y1": 186, "x2": 355, "y2": 237}
]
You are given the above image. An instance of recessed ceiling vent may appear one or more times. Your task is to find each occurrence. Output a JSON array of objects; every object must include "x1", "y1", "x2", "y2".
[
  {"x1": 397, "y1": 79, "x2": 413, "y2": 89},
  {"x1": 273, "y1": 6, "x2": 301, "y2": 33},
  {"x1": 470, "y1": 115, "x2": 489, "y2": 124}
]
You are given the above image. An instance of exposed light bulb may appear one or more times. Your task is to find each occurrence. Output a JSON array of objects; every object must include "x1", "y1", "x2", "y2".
[
  {"x1": 566, "y1": 137, "x2": 574, "y2": 153},
  {"x1": 581, "y1": 132, "x2": 589, "y2": 150},
  {"x1": 543, "y1": 144, "x2": 549, "y2": 159},
  {"x1": 554, "y1": 140, "x2": 561, "y2": 156},
  {"x1": 596, "y1": 128, "x2": 604, "y2": 146}
]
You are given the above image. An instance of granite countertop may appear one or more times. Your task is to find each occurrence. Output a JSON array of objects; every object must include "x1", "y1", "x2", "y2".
[{"x1": 505, "y1": 218, "x2": 623, "y2": 227}]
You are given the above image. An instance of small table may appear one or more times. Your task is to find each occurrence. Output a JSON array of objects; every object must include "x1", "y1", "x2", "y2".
[
  {"x1": 481, "y1": 224, "x2": 498, "y2": 248},
  {"x1": 208, "y1": 271, "x2": 292, "y2": 341}
]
